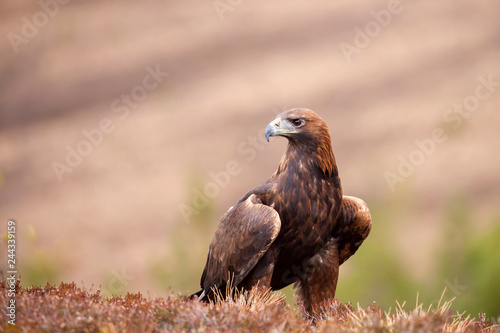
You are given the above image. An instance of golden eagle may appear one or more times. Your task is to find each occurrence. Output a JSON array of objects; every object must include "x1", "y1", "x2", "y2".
[{"x1": 191, "y1": 108, "x2": 372, "y2": 314}]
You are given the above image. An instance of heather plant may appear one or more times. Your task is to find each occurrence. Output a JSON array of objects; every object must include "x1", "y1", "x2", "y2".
[{"x1": 1, "y1": 280, "x2": 498, "y2": 332}]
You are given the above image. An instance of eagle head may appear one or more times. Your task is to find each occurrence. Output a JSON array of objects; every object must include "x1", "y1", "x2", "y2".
[
  {"x1": 265, "y1": 108, "x2": 336, "y2": 176},
  {"x1": 265, "y1": 108, "x2": 330, "y2": 145}
]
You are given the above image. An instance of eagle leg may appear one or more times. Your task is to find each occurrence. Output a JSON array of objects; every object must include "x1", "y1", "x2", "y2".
[{"x1": 295, "y1": 239, "x2": 340, "y2": 316}]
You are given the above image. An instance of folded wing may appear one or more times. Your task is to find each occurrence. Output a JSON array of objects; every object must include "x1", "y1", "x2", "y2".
[
  {"x1": 200, "y1": 194, "x2": 281, "y2": 297},
  {"x1": 338, "y1": 195, "x2": 372, "y2": 265}
]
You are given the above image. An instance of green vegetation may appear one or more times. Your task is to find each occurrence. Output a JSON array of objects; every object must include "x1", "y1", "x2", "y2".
[
  {"x1": 21, "y1": 250, "x2": 62, "y2": 287},
  {"x1": 148, "y1": 171, "x2": 217, "y2": 292},
  {"x1": 460, "y1": 220, "x2": 500, "y2": 317},
  {"x1": 11, "y1": 226, "x2": 63, "y2": 288},
  {"x1": 336, "y1": 195, "x2": 500, "y2": 320}
]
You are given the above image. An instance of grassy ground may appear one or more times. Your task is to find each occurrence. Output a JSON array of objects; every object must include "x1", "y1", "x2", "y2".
[{"x1": 1, "y1": 280, "x2": 497, "y2": 332}]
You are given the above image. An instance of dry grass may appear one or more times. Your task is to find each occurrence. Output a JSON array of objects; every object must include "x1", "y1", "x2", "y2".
[{"x1": 0, "y1": 279, "x2": 497, "y2": 332}]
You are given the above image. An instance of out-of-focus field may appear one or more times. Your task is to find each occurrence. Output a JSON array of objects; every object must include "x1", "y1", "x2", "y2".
[{"x1": 0, "y1": 0, "x2": 499, "y2": 319}]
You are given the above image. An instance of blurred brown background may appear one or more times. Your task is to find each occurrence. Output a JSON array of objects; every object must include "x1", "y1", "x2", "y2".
[{"x1": 1, "y1": 0, "x2": 499, "y2": 318}]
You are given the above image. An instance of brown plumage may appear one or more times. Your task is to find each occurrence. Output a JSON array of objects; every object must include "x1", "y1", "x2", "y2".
[{"x1": 191, "y1": 108, "x2": 372, "y2": 315}]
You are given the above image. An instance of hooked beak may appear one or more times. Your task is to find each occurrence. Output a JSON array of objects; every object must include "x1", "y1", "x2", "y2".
[
  {"x1": 265, "y1": 117, "x2": 297, "y2": 142},
  {"x1": 265, "y1": 118, "x2": 280, "y2": 142}
]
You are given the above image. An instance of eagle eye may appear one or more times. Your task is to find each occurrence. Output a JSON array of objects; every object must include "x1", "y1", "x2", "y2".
[{"x1": 291, "y1": 118, "x2": 304, "y2": 127}]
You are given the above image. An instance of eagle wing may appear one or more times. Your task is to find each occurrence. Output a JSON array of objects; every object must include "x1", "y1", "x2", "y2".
[
  {"x1": 200, "y1": 193, "x2": 281, "y2": 295},
  {"x1": 338, "y1": 195, "x2": 372, "y2": 265}
]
